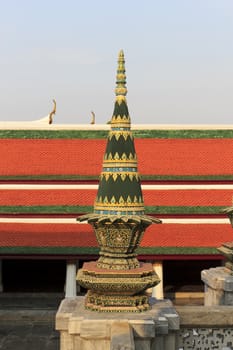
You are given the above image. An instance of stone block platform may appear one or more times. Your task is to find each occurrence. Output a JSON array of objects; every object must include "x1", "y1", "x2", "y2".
[
  {"x1": 56, "y1": 296, "x2": 179, "y2": 350},
  {"x1": 202, "y1": 266, "x2": 233, "y2": 306}
]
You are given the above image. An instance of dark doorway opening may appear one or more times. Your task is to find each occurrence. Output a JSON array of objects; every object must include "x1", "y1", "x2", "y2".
[
  {"x1": 163, "y1": 259, "x2": 221, "y2": 293},
  {"x1": 2, "y1": 259, "x2": 66, "y2": 292}
]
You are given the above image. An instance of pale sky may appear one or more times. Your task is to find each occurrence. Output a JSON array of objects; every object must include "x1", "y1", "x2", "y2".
[{"x1": 0, "y1": 0, "x2": 233, "y2": 124}]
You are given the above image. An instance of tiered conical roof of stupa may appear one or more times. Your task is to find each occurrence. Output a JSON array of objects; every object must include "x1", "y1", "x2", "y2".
[
  {"x1": 78, "y1": 50, "x2": 161, "y2": 225},
  {"x1": 94, "y1": 50, "x2": 144, "y2": 216}
]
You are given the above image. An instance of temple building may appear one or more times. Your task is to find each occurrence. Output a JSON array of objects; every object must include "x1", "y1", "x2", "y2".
[{"x1": 0, "y1": 59, "x2": 233, "y2": 302}]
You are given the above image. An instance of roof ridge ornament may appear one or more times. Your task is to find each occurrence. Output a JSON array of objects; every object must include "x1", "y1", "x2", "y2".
[{"x1": 49, "y1": 99, "x2": 56, "y2": 124}]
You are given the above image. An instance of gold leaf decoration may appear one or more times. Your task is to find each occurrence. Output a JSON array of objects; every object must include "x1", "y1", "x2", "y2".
[
  {"x1": 129, "y1": 173, "x2": 134, "y2": 181},
  {"x1": 127, "y1": 196, "x2": 132, "y2": 204},
  {"x1": 112, "y1": 173, "x2": 118, "y2": 182},
  {"x1": 108, "y1": 153, "x2": 113, "y2": 160},
  {"x1": 110, "y1": 196, "x2": 116, "y2": 204},
  {"x1": 120, "y1": 173, "x2": 126, "y2": 181},
  {"x1": 104, "y1": 173, "x2": 110, "y2": 181},
  {"x1": 103, "y1": 196, "x2": 109, "y2": 204},
  {"x1": 119, "y1": 196, "x2": 125, "y2": 204},
  {"x1": 122, "y1": 153, "x2": 127, "y2": 160}
]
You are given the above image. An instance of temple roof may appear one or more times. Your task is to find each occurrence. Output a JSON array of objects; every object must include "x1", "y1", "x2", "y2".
[{"x1": 0, "y1": 130, "x2": 232, "y2": 256}]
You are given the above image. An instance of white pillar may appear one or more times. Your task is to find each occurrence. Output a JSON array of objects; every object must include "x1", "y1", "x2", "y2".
[
  {"x1": 152, "y1": 261, "x2": 164, "y2": 299},
  {"x1": 0, "y1": 260, "x2": 3, "y2": 292},
  {"x1": 76, "y1": 260, "x2": 81, "y2": 294},
  {"x1": 65, "y1": 260, "x2": 77, "y2": 298}
]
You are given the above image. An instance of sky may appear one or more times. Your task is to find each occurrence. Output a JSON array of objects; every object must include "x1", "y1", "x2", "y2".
[{"x1": 0, "y1": 0, "x2": 233, "y2": 125}]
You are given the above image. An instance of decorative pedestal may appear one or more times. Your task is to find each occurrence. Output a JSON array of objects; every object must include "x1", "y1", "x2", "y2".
[
  {"x1": 77, "y1": 261, "x2": 159, "y2": 312},
  {"x1": 201, "y1": 266, "x2": 233, "y2": 306},
  {"x1": 56, "y1": 296, "x2": 179, "y2": 350}
]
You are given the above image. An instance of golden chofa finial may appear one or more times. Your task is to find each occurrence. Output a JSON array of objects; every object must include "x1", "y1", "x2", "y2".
[
  {"x1": 115, "y1": 50, "x2": 127, "y2": 99},
  {"x1": 49, "y1": 99, "x2": 56, "y2": 124},
  {"x1": 90, "y1": 111, "x2": 95, "y2": 124}
]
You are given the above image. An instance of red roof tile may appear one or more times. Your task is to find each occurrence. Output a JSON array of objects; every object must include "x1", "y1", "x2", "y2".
[
  {"x1": 1, "y1": 138, "x2": 233, "y2": 176},
  {"x1": 0, "y1": 139, "x2": 105, "y2": 176},
  {"x1": 136, "y1": 139, "x2": 233, "y2": 176},
  {"x1": 0, "y1": 223, "x2": 97, "y2": 247},
  {"x1": 142, "y1": 224, "x2": 233, "y2": 247},
  {"x1": 0, "y1": 222, "x2": 231, "y2": 249},
  {"x1": 0, "y1": 188, "x2": 231, "y2": 208},
  {"x1": 0, "y1": 189, "x2": 96, "y2": 206},
  {"x1": 144, "y1": 189, "x2": 233, "y2": 207}
]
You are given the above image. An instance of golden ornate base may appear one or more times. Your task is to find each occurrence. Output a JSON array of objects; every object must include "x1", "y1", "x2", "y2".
[
  {"x1": 85, "y1": 290, "x2": 151, "y2": 312},
  {"x1": 77, "y1": 261, "x2": 160, "y2": 312},
  {"x1": 97, "y1": 254, "x2": 140, "y2": 270}
]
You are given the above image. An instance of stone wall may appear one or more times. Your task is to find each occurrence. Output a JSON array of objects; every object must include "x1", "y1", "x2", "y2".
[{"x1": 176, "y1": 305, "x2": 233, "y2": 350}]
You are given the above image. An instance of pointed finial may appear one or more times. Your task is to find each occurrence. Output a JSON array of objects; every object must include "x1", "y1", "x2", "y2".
[
  {"x1": 90, "y1": 111, "x2": 95, "y2": 124},
  {"x1": 49, "y1": 99, "x2": 56, "y2": 124},
  {"x1": 115, "y1": 50, "x2": 127, "y2": 101}
]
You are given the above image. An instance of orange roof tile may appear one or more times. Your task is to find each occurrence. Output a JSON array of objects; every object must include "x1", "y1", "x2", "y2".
[
  {"x1": 144, "y1": 189, "x2": 233, "y2": 207},
  {"x1": 0, "y1": 139, "x2": 105, "y2": 176},
  {"x1": 0, "y1": 188, "x2": 231, "y2": 208},
  {"x1": 0, "y1": 189, "x2": 96, "y2": 206},
  {"x1": 1, "y1": 138, "x2": 233, "y2": 176},
  {"x1": 0, "y1": 222, "x2": 231, "y2": 249},
  {"x1": 142, "y1": 224, "x2": 233, "y2": 247},
  {"x1": 0, "y1": 223, "x2": 97, "y2": 247},
  {"x1": 136, "y1": 139, "x2": 233, "y2": 176}
]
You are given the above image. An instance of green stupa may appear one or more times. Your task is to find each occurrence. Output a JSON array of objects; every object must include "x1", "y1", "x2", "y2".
[
  {"x1": 94, "y1": 50, "x2": 145, "y2": 217},
  {"x1": 77, "y1": 51, "x2": 161, "y2": 312},
  {"x1": 81, "y1": 50, "x2": 160, "y2": 224}
]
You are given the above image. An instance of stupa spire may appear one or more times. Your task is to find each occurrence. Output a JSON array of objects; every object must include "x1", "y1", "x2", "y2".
[
  {"x1": 111, "y1": 50, "x2": 130, "y2": 129},
  {"x1": 93, "y1": 50, "x2": 145, "y2": 217},
  {"x1": 115, "y1": 50, "x2": 127, "y2": 98}
]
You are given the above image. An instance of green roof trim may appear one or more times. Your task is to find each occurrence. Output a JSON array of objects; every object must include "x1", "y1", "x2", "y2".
[
  {"x1": 0, "y1": 175, "x2": 99, "y2": 181},
  {"x1": 133, "y1": 129, "x2": 233, "y2": 139},
  {"x1": 0, "y1": 130, "x2": 108, "y2": 139},
  {"x1": 0, "y1": 246, "x2": 220, "y2": 255},
  {"x1": 0, "y1": 205, "x2": 226, "y2": 215},
  {"x1": 137, "y1": 247, "x2": 220, "y2": 254},
  {"x1": 0, "y1": 205, "x2": 93, "y2": 214},
  {"x1": 0, "y1": 246, "x2": 99, "y2": 255},
  {"x1": 146, "y1": 206, "x2": 226, "y2": 215},
  {"x1": 0, "y1": 129, "x2": 233, "y2": 139},
  {"x1": 0, "y1": 174, "x2": 232, "y2": 182}
]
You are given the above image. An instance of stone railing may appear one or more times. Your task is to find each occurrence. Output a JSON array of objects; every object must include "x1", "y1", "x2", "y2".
[{"x1": 176, "y1": 305, "x2": 233, "y2": 350}]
